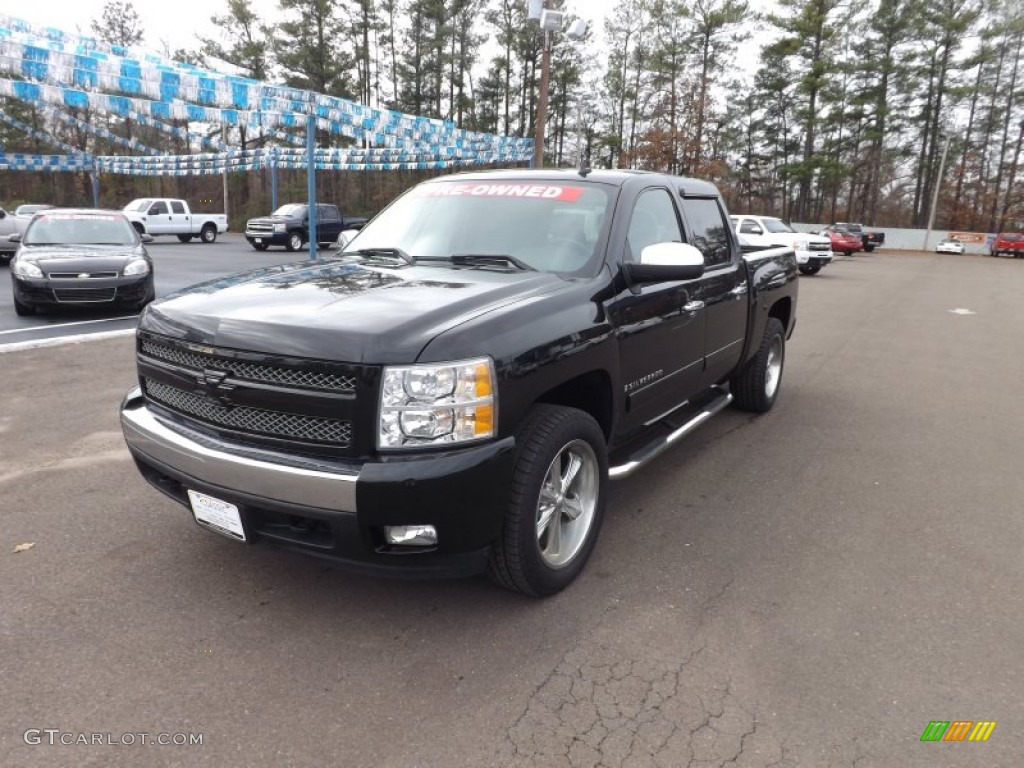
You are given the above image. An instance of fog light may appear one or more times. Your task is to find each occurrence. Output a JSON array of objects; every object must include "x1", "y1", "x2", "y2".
[{"x1": 384, "y1": 525, "x2": 438, "y2": 547}]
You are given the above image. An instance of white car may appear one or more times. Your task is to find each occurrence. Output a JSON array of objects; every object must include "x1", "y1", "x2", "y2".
[
  {"x1": 936, "y1": 238, "x2": 965, "y2": 254},
  {"x1": 731, "y1": 215, "x2": 833, "y2": 275}
]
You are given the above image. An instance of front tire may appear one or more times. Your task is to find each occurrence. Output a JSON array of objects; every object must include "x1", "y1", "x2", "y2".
[
  {"x1": 285, "y1": 232, "x2": 304, "y2": 252},
  {"x1": 864, "y1": 244, "x2": 875, "y2": 252},
  {"x1": 488, "y1": 405, "x2": 608, "y2": 597},
  {"x1": 731, "y1": 317, "x2": 785, "y2": 413},
  {"x1": 251, "y1": 241, "x2": 270, "y2": 251},
  {"x1": 199, "y1": 224, "x2": 217, "y2": 244},
  {"x1": 799, "y1": 265, "x2": 821, "y2": 275}
]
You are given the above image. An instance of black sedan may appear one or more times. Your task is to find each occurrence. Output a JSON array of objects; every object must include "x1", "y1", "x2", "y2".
[{"x1": 9, "y1": 209, "x2": 155, "y2": 316}]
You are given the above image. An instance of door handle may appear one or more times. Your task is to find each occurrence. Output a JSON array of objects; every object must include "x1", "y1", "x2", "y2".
[
  {"x1": 683, "y1": 300, "x2": 704, "y2": 312},
  {"x1": 730, "y1": 284, "x2": 748, "y2": 296}
]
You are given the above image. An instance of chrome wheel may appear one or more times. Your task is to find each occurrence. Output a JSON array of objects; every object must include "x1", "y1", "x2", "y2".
[
  {"x1": 536, "y1": 439, "x2": 599, "y2": 568},
  {"x1": 765, "y1": 336, "x2": 783, "y2": 399}
]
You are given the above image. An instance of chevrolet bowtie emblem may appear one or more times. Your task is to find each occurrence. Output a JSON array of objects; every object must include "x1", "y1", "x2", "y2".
[{"x1": 197, "y1": 369, "x2": 235, "y2": 405}]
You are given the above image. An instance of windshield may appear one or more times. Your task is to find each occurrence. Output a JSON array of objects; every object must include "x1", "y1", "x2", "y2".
[
  {"x1": 345, "y1": 180, "x2": 613, "y2": 275},
  {"x1": 24, "y1": 213, "x2": 139, "y2": 246},
  {"x1": 762, "y1": 218, "x2": 795, "y2": 234},
  {"x1": 125, "y1": 199, "x2": 152, "y2": 212},
  {"x1": 272, "y1": 205, "x2": 306, "y2": 216}
]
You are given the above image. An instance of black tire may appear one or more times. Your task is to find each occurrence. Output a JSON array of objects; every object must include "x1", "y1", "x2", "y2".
[
  {"x1": 285, "y1": 231, "x2": 304, "y2": 252},
  {"x1": 132, "y1": 222, "x2": 145, "y2": 235},
  {"x1": 799, "y1": 265, "x2": 821, "y2": 275},
  {"x1": 317, "y1": 242, "x2": 331, "y2": 250},
  {"x1": 177, "y1": 234, "x2": 192, "y2": 243},
  {"x1": 488, "y1": 405, "x2": 608, "y2": 597},
  {"x1": 731, "y1": 317, "x2": 785, "y2": 413},
  {"x1": 251, "y1": 241, "x2": 270, "y2": 251},
  {"x1": 844, "y1": 250, "x2": 854, "y2": 256},
  {"x1": 199, "y1": 224, "x2": 217, "y2": 244},
  {"x1": 13, "y1": 295, "x2": 34, "y2": 316}
]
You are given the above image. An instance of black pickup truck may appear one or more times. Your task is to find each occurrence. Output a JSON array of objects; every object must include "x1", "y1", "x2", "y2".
[
  {"x1": 835, "y1": 222, "x2": 884, "y2": 252},
  {"x1": 120, "y1": 169, "x2": 798, "y2": 596},
  {"x1": 244, "y1": 203, "x2": 367, "y2": 251}
]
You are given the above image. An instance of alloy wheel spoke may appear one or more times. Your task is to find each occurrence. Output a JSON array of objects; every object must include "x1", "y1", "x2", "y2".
[{"x1": 559, "y1": 453, "x2": 582, "y2": 496}]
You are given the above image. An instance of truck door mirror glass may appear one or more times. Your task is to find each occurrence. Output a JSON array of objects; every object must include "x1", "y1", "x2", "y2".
[{"x1": 9, "y1": 232, "x2": 21, "y2": 242}]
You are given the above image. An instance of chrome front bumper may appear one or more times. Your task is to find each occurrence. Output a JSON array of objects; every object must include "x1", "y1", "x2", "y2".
[{"x1": 120, "y1": 387, "x2": 358, "y2": 512}]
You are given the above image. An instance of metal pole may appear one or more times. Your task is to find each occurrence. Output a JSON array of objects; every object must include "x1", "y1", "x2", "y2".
[
  {"x1": 270, "y1": 154, "x2": 278, "y2": 212},
  {"x1": 90, "y1": 167, "x2": 99, "y2": 208},
  {"x1": 923, "y1": 136, "x2": 951, "y2": 251},
  {"x1": 306, "y1": 107, "x2": 318, "y2": 261},
  {"x1": 533, "y1": 29, "x2": 552, "y2": 169},
  {"x1": 222, "y1": 125, "x2": 229, "y2": 226}
]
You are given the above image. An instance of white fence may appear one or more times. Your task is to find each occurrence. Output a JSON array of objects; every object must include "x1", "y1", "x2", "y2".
[{"x1": 790, "y1": 224, "x2": 998, "y2": 254}]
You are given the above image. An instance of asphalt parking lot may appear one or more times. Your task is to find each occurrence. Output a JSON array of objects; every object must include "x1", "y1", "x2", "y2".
[{"x1": 2, "y1": 249, "x2": 1022, "y2": 767}]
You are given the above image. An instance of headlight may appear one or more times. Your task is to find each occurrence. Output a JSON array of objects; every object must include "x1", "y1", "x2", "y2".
[
  {"x1": 274, "y1": 223, "x2": 286, "y2": 233},
  {"x1": 123, "y1": 259, "x2": 150, "y2": 276},
  {"x1": 793, "y1": 240, "x2": 808, "y2": 251},
  {"x1": 12, "y1": 260, "x2": 43, "y2": 279},
  {"x1": 378, "y1": 357, "x2": 496, "y2": 449}
]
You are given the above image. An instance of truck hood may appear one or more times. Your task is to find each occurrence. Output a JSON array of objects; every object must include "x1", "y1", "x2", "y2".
[{"x1": 141, "y1": 259, "x2": 569, "y2": 363}]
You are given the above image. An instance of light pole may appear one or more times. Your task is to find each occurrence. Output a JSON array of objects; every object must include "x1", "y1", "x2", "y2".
[
  {"x1": 530, "y1": 5, "x2": 587, "y2": 169},
  {"x1": 923, "y1": 132, "x2": 952, "y2": 251}
]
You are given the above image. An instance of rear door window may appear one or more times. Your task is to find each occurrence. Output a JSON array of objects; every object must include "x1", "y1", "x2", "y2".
[{"x1": 680, "y1": 198, "x2": 731, "y2": 267}]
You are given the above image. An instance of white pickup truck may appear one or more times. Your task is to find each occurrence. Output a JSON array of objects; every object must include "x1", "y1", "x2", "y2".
[
  {"x1": 730, "y1": 214, "x2": 833, "y2": 275},
  {"x1": 123, "y1": 198, "x2": 228, "y2": 243}
]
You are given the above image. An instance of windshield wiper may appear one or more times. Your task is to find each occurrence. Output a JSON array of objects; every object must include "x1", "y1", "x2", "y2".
[
  {"x1": 345, "y1": 247, "x2": 415, "y2": 266},
  {"x1": 449, "y1": 253, "x2": 535, "y2": 271}
]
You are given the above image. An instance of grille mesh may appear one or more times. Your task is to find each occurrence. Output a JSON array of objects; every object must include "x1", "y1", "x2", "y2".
[
  {"x1": 144, "y1": 378, "x2": 352, "y2": 445},
  {"x1": 54, "y1": 287, "x2": 117, "y2": 302},
  {"x1": 140, "y1": 338, "x2": 356, "y2": 392}
]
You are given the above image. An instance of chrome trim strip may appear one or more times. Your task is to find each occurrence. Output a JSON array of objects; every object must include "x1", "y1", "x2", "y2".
[
  {"x1": 610, "y1": 388, "x2": 733, "y2": 479},
  {"x1": 121, "y1": 388, "x2": 358, "y2": 512}
]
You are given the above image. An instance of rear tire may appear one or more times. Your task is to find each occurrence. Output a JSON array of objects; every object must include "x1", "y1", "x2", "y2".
[
  {"x1": 731, "y1": 318, "x2": 785, "y2": 413},
  {"x1": 177, "y1": 234, "x2": 192, "y2": 243},
  {"x1": 799, "y1": 265, "x2": 821, "y2": 275},
  {"x1": 200, "y1": 224, "x2": 217, "y2": 244},
  {"x1": 488, "y1": 405, "x2": 607, "y2": 597},
  {"x1": 13, "y1": 295, "x2": 34, "y2": 316},
  {"x1": 864, "y1": 244, "x2": 875, "y2": 252}
]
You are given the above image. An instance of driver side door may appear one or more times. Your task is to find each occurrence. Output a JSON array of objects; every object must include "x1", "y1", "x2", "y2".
[{"x1": 609, "y1": 187, "x2": 706, "y2": 435}]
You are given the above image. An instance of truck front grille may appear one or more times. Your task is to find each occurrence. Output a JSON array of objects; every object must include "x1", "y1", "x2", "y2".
[
  {"x1": 140, "y1": 338, "x2": 356, "y2": 392},
  {"x1": 137, "y1": 333, "x2": 373, "y2": 456},
  {"x1": 144, "y1": 378, "x2": 353, "y2": 446},
  {"x1": 247, "y1": 223, "x2": 274, "y2": 234},
  {"x1": 808, "y1": 242, "x2": 831, "y2": 252}
]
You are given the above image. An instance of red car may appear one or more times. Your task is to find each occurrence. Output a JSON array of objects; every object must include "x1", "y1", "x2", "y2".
[
  {"x1": 819, "y1": 226, "x2": 862, "y2": 256},
  {"x1": 990, "y1": 233, "x2": 1024, "y2": 258}
]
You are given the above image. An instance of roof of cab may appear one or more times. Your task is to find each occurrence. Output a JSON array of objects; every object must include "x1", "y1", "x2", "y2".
[{"x1": 423, "y1": 167, "x2": 722, "y2": 197}]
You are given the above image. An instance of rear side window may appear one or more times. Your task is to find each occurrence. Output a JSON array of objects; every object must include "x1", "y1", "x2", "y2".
[
  {"x1": 319, "y1": 205, "x2": 340, "y2": 221},
  {"x1": 681, "y1": 198, "x2": 731, "y2": 267},
  {"x1": 739, "y1": 219, "x2": 762, "y2": 235},
  {"x1": 171, "y1": 201, "x2": 186, "y2": 214}
]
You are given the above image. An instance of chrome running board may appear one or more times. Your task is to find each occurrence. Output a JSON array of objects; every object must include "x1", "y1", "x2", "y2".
[{"x1": 608, "y1": 388, "x2": 733, "y2": 480}]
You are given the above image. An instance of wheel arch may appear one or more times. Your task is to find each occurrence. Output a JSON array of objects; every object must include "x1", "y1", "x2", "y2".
[{"x1": 532, "y1": 370, "x2": 614, "y2": 443}]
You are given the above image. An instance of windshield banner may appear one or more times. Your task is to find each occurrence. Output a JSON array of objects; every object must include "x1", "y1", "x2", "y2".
[{"x1": 415, "y1": 183, "x2": 585, "y2": 202}]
